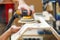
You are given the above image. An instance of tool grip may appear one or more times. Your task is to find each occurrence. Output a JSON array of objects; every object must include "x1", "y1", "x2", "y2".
[{"x1": 5, "y1": 14, "x2": 18, "y2": 31}]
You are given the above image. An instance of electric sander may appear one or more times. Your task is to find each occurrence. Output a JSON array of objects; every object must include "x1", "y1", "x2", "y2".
[
  {"x1": 5, "y1": 9, "x2": 33, "y2": 31},
  {"x1": 16, "y1": 9, "x2": 33, "y2": 19},
  {"x1": 15, "y1": 8, "x2": 35, "y2": 23}
]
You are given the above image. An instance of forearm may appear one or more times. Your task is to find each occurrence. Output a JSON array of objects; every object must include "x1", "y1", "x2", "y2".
[
  {"x1": 0, "y1": 28, "x2": 12, "y2": 40},
  {"x1": 19, "y1": 0, "x2": 29, "y2": 7},
  {"x1": 19, "y1": 0, "x2": 26, "y2": 4}
]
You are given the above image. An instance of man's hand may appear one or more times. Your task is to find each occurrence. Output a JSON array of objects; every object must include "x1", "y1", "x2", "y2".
[
  {"x1": 0, "y1": 25, "x2": 21, "y2": 40},
  {"x1": 18, "y1": 4, "x2": 35, "y2": 15},
  {"x1": 10, "y1": 25, "x2": 21, "y2": 34}
]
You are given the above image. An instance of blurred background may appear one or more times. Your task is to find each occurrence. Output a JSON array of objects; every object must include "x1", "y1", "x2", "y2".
[{"x1": 0, "y1": 0, "x2": 60, "y2": 40}]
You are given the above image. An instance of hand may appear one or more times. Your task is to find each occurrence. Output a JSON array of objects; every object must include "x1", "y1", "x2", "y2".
[
  {"x1": 0, "y1": 25, "x2": 21, "y2": 40},
  {"x1": 18, "y1": 4, "x2": 35, "y2": 15},
  {"x1": 9, "y1": 25, "x2": 21, "y2": 34}
]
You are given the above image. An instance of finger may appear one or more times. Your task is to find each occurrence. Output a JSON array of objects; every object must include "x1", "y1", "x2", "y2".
[
  {"x1": 32, "y1": 10, "x2": 35, "y2": 14},
  {"x1": 11, "y1": 25, "x2": 16, "y2": 28},
  {"x1": 15, "y1": 27, "x2": 21, "y2": 29},
  {"x1": 15, "y1": 27, "x2": 21, "y2": 32},
  {"x1": 11, "y1": 25, "x2": 21, "y2": 29},
  {"x1": 27, "y1": 9, "x2": 30, "y2": 15}
]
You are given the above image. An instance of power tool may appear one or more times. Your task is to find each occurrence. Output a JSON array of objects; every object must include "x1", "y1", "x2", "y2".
[{"x1": 5, "y1": 9, "x2": 32, "y2": 31}]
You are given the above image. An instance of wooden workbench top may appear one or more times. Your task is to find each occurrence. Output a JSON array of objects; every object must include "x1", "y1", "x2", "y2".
[{"x1": 0, "y1": 2, "x2": 14, "y2": 4}]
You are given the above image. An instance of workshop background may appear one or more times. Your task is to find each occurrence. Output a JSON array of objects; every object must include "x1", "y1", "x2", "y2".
[{"x1": 0, "y1": 0, "x2": 60, "y2": 40}]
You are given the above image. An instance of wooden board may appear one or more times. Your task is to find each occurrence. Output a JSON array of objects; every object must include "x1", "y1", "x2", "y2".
[{"x1": 25, "y1": 0, "x2": 43, "y2": 12}]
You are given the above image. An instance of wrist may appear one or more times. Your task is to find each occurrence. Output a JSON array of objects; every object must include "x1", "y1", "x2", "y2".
[
  {"x1": 18, "y1": 4, "x2": 30, "y2": 10},
  {"x1": 8, "y1": 28, "x2": 13, "y2": 34}
]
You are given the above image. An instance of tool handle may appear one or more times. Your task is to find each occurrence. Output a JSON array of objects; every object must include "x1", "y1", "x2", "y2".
[{"x1": 5, "y1": 14, "x2": 18, "y2": 31}]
